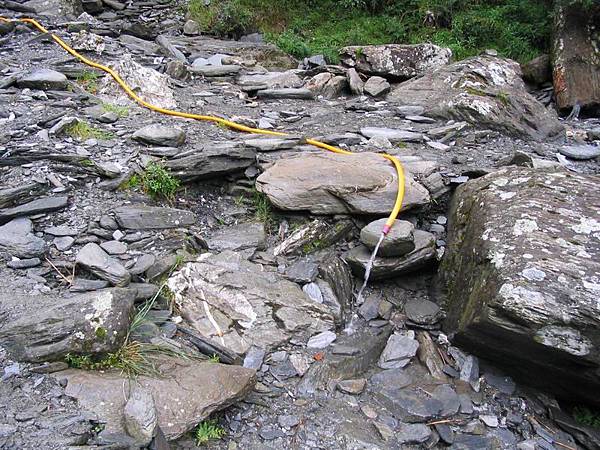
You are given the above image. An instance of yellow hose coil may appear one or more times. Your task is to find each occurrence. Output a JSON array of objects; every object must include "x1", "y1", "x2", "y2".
[{"x1": 1, "y1": 16, "x2": 405, "y2": 235}]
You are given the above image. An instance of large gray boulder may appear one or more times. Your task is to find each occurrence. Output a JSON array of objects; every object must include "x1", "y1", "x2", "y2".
[
  {"x1": 167, "y1": 251, "x2": 338, "y2": 355},
  {"x1": 16, "y1": 69, "x2": 68, "y2": 90},
  {"x1": 0, "y1": 289, "x2": 135, "y2": 362},
  {"x1": 440, "y1": 168, "x2": 600, "y2": 406},
  {"x1": 58, "y1": 358, "x2": 255, "y2": 442},
  {"x1": 340, "y1": 44, "x2": 452, "y2": 80},
  {"x1": 256, "y1": 152, "x2": 430, "y2": 215},
  {"x1": 388, "y1": 55, "x2": 564, "y2": 141}
]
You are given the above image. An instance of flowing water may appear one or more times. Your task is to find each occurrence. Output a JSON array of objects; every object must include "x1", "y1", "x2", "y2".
[{"x1": 344, "y1": 232, "x2": 386, "y2": 335}]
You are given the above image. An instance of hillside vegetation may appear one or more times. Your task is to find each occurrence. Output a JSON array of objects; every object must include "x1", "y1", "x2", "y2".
[{"x1": 188, "y1": 0, "x2": 554, "y2": 64}]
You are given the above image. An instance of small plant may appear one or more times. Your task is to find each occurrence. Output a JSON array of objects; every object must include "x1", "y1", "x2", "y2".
[
  {"x1": 195, "y1": 419, "x2": 226, "y2": 446},
  {"x1": 67, "y1": 121, "x2": 113, "y2": 141},
  {"x1": 233, "y1": 194, "x2": 246, "y2": 206},
  {"x1": 252, "y1": 189, "x2": 274, "y2": 226},
  {"x1": 77, "y1": 70, "x2": 101, "y2": 94},
  {"x1": 140, "y1": 161, "x2": 180, "y2": 200},
  {"x1": 496, "y1": 91, "x2": 510, "y2": 107},
  {"x1": 573, "y1": 406, "x2": 600, "y2": 429},
  {"x1": 102, "y1": 103, "x2": 129, "y2": 118},
  {"x1": 208, "y1": 354, "x2": 220, "y2": 363}
]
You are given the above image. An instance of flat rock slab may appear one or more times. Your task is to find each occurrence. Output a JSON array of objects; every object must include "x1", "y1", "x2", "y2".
[
  {"x1": 440, "y1": 167, "x2": 600, "y2": 406},
  {"x1": 257, "y1": 88, "x2": 314, "y2": 100},
  {"x1": 256, "y1": 152, "x2": 430, "y2": 215},
  {"x1": 58, "y1": 358, "x2": 255, "y2": 441},
  {"x1": 0, "y1": 196, "x2": 68, "y2": 224},
  {"x1": 132, "y1": 124, "x2": 186, "y2": 147},
  {"x1": 76, "y1": 243, "x2": 131, "y2": 287},
  {"x1": 17, "y1": 68, "x2": 68, "y2": 90},
  {"x1": 344, "y1": 230, "x2": 436, "y2": 280},
  {"x1": 0, "y1": 218, "x2": 46, "y2": 258},
  {"x1": 0, "y1": 289, "x2": 134, "y2": 362},
  {"x1": 205, "y1": 222, "x2": 266, "y2": 252},
  {"x1": 113, "y1": 206, "x2": 195, "y2": 229},
  {"x1": 168, "y1": 251, "x2": 336, "y2": 355},
  {"x1": 360, "y1": 127, "x2": 423, "y2": 143},
  {"x1": 559, "y1": 144, "x2": 600, "y2": 160},
  {"x1": 189, "y1": 65, "x2": 241, "y2": 76}
]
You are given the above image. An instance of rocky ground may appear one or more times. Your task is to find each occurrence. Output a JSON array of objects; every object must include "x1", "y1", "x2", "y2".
[{"x1": 1, "y1": 1, "x2": 599, "y2": 449}]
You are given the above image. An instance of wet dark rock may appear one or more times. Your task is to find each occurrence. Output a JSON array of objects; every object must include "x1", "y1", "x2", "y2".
[
  {"x1": 404, "y1": 298, "x2": 442, "y2": 325},
  {"x1": 360, "y1": 218, "x2": 415, "y2": 257},
  {"x1": 0, "y1": 289, "x2": 134, "y2": 362},
  {"x1": 113, "y1": 206, "x2": 195, "y2": 230},
  {"x1": 344, "y1": 230, "x2": 436, "y2": 280},
  {"x1": 0, "y1": 196, "x2": 68, "y2": 224},
  {"x1": 521, "y1": 54, "x2": 551, "y2": 85},
  {"x1": 76, "y1": 243, "x2": 131, "y2": 287},
  {"x1": 340, "y1": 44, "x2": 452, "y2": 80},
  {"x1": 389, "y1": 56, "x2": 564, "y2": 140},
  {"x1": 132, "y1": 124, "x2": 186, "y2": 147},
  {"x1": 205, "y1": 222, "x2": 266, "y2": 252},
  {"x1": 0, "y1": 218, "x2": 46, "y2": 258},
  {"x1": 441, "y1": 168, "x2": 600, "y2": 405},
  {"x1": 435, "y1": 423, "x2": 455, "y2": 444},
  {"x1": 16, "y1": 69, "x2": 68, "y2": 90}
]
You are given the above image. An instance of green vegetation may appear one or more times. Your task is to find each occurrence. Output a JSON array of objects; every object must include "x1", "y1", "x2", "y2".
[
  {"x1": 188, "y1": 0, "x2": 555, "y2": 64},
  {"x1": 67, "y1": 121, "x2": 114, "y2": 141},
  {"x1": 252, "y1": 189, "x2": 275, "y2": 227},
  {"x1": 573, "y1": 406, "x2": 600, "y2": 429},
  {"x1": 195, "y1": 419, "x2": 227, "y2": 446},
  {"x1": 126, "y1": 161, "x2": 181, "y2": 200},
  {"x1": 77, "y1": 70, "x2": 101, "y2": 94},
  {"x1": 208, "y1": 354, "x2": 221, "y2": 363},
  {"x1": 102, "y1": 102, "x2": 129, "y2": 117}
]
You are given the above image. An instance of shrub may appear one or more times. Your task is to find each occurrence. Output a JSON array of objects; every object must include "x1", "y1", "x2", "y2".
[{"x1": 140, "y1": 161, "x2": 180, "y2": 200}]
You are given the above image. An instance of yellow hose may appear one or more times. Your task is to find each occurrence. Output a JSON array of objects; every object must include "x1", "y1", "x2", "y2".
[{"x1": 1, "y1": 16, "x2": 405, "y2": 234}]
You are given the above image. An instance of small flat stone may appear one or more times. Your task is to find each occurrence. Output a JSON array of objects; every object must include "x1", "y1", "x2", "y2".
[
  {"x1": 307, "y1": 330, "x2": 336, "y2": 349},
  {"x1": 405, "y1": 115, "x2": 436, "y2": 123},
  {"x1": 559, "y1": 144, "x2": 600, "y2": 160},
  {"x1": 370, "y1": 369, "x2": 412, "y2": 389},
  {"x1": 302, "y1": 282, "x2": 323, "y2": 303},
  {"x1": 70, "y1": 278, "x2": 111, "y2": 292},
  {"x1": 100, "y1": 240, "x2": 128, "y2": 255},
  {"x1": 460, "y1": 355, "x2": 480, "y2": 392},
  {"x1": 278, "y1": 415, "x2": 300, "y2": 428},
  {"x1": 480, "y1": 414, "x2": 499, "y2": 428},
  {"x1": 206, "y1": 222, "x2": 266, "y2": 252},
  {"x1": 435, "y1": 423, "x2": 455, "y2": 444},
  {"x1": 129, "y1": 254, "x2": 156, "y2": 275},
  {"x1": 189, "y1": 65, "x2": 241, "y2": 77},
  {"x1": 360, "y1": 127, "x2": 423, "y2": 143},
  {"x1": 75, "y1": 243, "x2": 130, "y2": 286},
  {"x1": 113, "y1": 206, "x2": 195, "y2": 230},
  {"x1": 54, "y1": 236, "x2": 75, "y2": 251},
  {"x1": 404, "y1": 298, "x2": 443, "y2": 325},
  {"x1": 132, "y1": 124, "x2": 186, "y2": 147},
  {"x1": 0, "y1": 218, "x2": 46, "y2": 258},
  {"x1": 378, "y1": 332, "x2": 419, "y2": 369},
  {"x1": 363, "y1": 76, "x2": 391, "y2": 97},
  {"x1": 337, "y1": 378, "x2": 367, "y2": 395},
  {"x1": 257, "y1": 88, "x2": 314, "y2": 100},
  {"x1": 397, "y1": 423, "x2": 432, "y2": 444},
  {"x1": 44, "y1": 226, "x2": 79, "y2": 236},
  {"x1": 243, "y1": 346, "x2": 266, "y2": 370},
  {"x1": 284, "y1": 258, "x2": 319, "y2": 283},
  {"x1": 259, "y1": 426, "x2": 285, "y2": 441},
  {"x1": 360, "y1": 218, "x2": 415, "y2": 257},
  {"x1": 17, "y1": 69, "x2": 68, "y2": 90},
  {"x1": 7, "y1": 258, "x2": 41, "y2": 269},
  {"x1": 0, "y1": 197, "x2": 68, "y2": 223}
]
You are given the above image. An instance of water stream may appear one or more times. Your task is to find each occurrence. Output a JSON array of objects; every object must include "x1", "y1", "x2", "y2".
[{"x1": 344, "y1": 232, "x2": 386, "y2": 335}]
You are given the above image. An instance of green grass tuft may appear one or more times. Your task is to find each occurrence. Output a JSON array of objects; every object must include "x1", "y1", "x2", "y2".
[
  {"x1": 67, "y1": 121, "x2": 114, "y2": 141},
  {"x1": 252, "y1": 189, "x2": 274, "y2": 227},
  {"x1": 102, "y1": 103, "x2": 129, "y2": 117},
  {"x1": 139, "y1": 161, "x2": 181, "y2": 200},
  {"x1": 573, "y1": 406, "x2": 600, "y2": 429},
  {"x1": 195, "y1": 419, "x2": 227, "y2": 446},
  {"x1": 77, "y1": 70, "x2": 101, "y2": 94}
]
